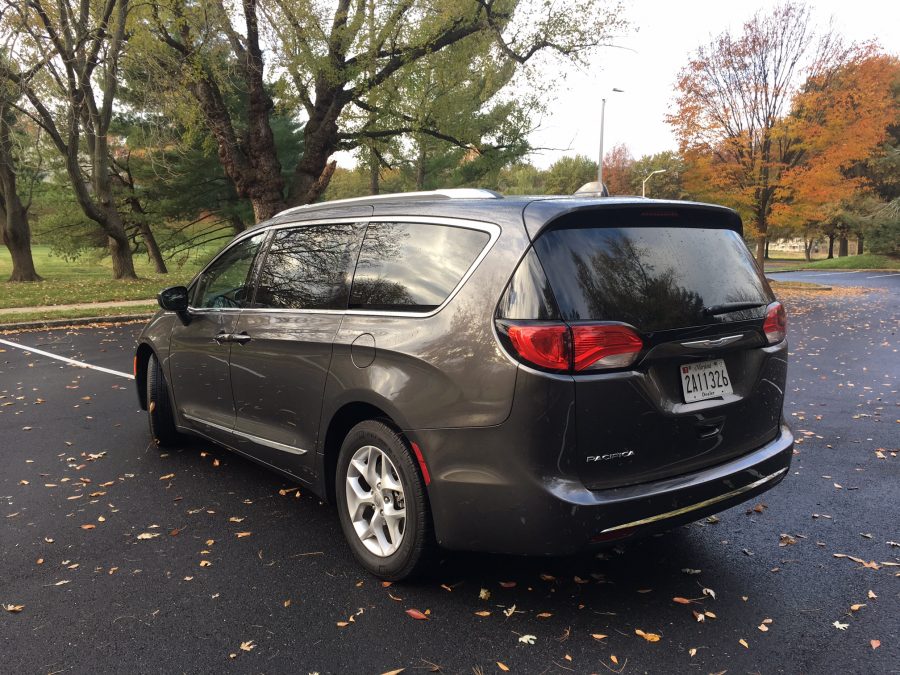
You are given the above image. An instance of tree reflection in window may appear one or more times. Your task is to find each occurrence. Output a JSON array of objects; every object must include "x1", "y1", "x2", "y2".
[{"x1": 255, "y1": 224, "x2": 365, "y2": 310}]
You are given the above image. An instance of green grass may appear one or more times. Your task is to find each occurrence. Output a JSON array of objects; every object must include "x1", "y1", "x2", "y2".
[
  {"x1": 0, "y1": 245, "x2": 205, "y2": 309},
  {"x1": 792, "y1": 253, "x2": 899, "y2": 270},
  {"x1": 0, "y1": 304, "x2": 158, "y2": 325}
]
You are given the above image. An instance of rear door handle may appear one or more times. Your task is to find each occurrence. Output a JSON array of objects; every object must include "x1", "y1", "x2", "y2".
[
  {"x1": 231, "y1": 332, "x2": 252, "y2": 345},
  {"x1": 214, "y1": 332, "x2": 232, "y2": 344}
]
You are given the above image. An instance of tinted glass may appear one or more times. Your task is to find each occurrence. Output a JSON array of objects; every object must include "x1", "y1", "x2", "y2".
[
  {"x1": 496, "y1": 248, "x2": 560, "y2": 320},
  {"x1": 350, "y1": 222, "x2": 489, "y2": 311},
  {"x1": 534, "y1": 226, "x2": 773, "y2": 331},
  {"x1": 254, "y1": 224, "x2": 364, "y2": 310},
  {"x1": 192, "y1": 233, "x2": 265, "y2": 309}
]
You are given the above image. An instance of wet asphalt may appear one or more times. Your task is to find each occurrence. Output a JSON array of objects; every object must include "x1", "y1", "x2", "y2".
[{"x1": 1, "y1": 272, "x2": 897, "y2": 674}]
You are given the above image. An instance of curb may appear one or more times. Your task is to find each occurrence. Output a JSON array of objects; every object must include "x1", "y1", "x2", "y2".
[{"x1": 0, "y1": 313, "x2": 155, "y2": 332}]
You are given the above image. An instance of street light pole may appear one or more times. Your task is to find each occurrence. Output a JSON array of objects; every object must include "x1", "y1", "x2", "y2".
[
  {"x1": 598, "y1": 88, "x2": 623, "y2": 189},
  {"x1": 641, "y1": 169, "x2": 667, "y2": 198}
]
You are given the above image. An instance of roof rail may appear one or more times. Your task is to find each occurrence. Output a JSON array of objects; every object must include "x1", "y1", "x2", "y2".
[{"x1": 275, "y1": 188, "x2": 502, "y2": 218}]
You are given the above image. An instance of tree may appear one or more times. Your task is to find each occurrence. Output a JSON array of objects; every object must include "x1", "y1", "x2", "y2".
[
  {"x1": 603, "y1": 143, "x2": 634, "y2": 195},
  {"x1": 145, "y1": 0, "x2": 626, "y2": 221},
  {"x1": 628, "y1": 151, "x2": 688, "y2": 200},
  {"x1": 3, "y1": 0, "x2": 139, "y2": 279},
  {"x1": 0, "y1": 67, "x2": 41, "y2": 281},
  {"x1": 544, "y1": 154, "x2": 597, "y2": 194},
  {"x1": 668, "y1": 2, "x2": 847, "y2": 266}
]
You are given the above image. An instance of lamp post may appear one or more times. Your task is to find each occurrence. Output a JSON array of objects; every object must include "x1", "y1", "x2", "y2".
[
  {"x1": 641, "y1": 169, "x2": 667, "y2": 198},
  {"x1": 598, "y1": 88, "x2": 624, "y2": 189}
]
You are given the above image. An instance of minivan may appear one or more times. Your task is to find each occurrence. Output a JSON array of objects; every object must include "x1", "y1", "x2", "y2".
[{"x1": 135, "y1": 189, "x2": 793, "y2": 579}]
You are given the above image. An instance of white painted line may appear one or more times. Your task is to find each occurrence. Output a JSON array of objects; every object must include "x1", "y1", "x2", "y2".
[
  {"x1": 798, "y1": 271, "x2": 865, "y2": 277},
  {"x1": 0, "y1": 337, "x2": 134, "y2": 380},
  {"x1": 866, "y1": 272, "x2": 900, "y2": 279}
]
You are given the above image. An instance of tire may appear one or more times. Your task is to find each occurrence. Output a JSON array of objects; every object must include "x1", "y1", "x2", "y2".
[
  {"x1": 146, "y1": 353, "x2": 179, "y2": 448},
  {"x1": 335, "y1": 420, "x2": 433, "y2": 580}
]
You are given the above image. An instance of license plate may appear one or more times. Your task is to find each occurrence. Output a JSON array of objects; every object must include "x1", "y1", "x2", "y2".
[{"x1": 680, "y1": 359, "x2": 733, "y2": 403}]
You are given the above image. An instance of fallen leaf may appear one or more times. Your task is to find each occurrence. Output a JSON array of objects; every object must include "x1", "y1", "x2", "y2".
[
  {"x1": 850, "y1": 604, "x2": 866, "y2": 612},
  {"x1": 692, "y1": 610, "x2": 705, "y2": 623},
  {"x1": 672, "y1": 597, "x2": 692, "y2": 605},
  {"x1": 518, "y1": 634, "x2": 536, "y2": 644},
  {"x1": 199, "y1": 560, "x2": 212, "y2": 567},
  {"x1": 479, "y1": 588, "x2": 491, "y2": 600},
  {"x1": 739, "y1": 639, "x2": 749, "y2": 648},
  {"x1": 591, "y1": 634, "x2": 608, "y2": 641},
  {"x1": 833, "y1": 621, "x2": 849, "y2": 631},
  {"x1": 681, "y1": 568, "x2": 702, "y2": 575},
  {"x1": 283, "y1": 599, "x2": 291, "y2": 607},
  {"x1": 779, "y1": 534, "x2": 797, "y2": 547},
  {"x1": 503, "y1": 604, "x2": 517, "y2": 618},
  {"x1": 635, "y1": 629, "x2": 661, "y2": 642},
  {"x1": 497, "y1": 663, "x2": 509, "y2": 672},
  {"x1": 688, "y1": 648, "x2": 697, "y2": 657},
  {"x1": 499, "y1": 581, "x2": 516, "y2": 588},
  {"x1": 240, "y1": 640, "x2": 255, "y2": 652},
  {"x1": 136, "y1": 532, "x2": 159, "y2": 540},
  {"x1": 382, "y1": 670, "x2": 405, "y2": 675},
  {"x1": 235, "y1": 532, "x2": 252, "y2": 538},
  {"x1": 80, "y1": 524, "x2": 95, "y2": 530},
  {"x1": 53, "y1": 580, "x2": 70, "y2": 586},
  {"x1": 159, "y1": 473, "x2": 175, "y2": 481},
  {"x1": 610, "y1": 655, "x2": 619, "y2": 665},
  {"x1": 336, "y1": 621, "x2": 350, "y2": 628},
  {"x1": 870, "y1": 640, "x2": 880, "y2": 650},
  {"x1": 3, "y1": 604, "x2": 25, "y2": 613},
  {"x1": 536, "y1": 612, "x2": 552, "y2": 618},
  {"x1": 229, "y1": 517, "x2": 245, "y2": 523},
  {"x1": 867, "y1": 590, "x2": 877, "y2": 599},
  {"x1": 758, "y1": 624, "x2": 769, "y2": 632},
  {"x1": 474, "y1": 610, "x2": 491, "y2": 617},
  {"x1": 539, "y1": 573, "x2": 556, "y2": 581},
  {"x1": 702, "y1": 587, "x2": 716, "y2": 600},
  {"x1": 405, "y1": 608, "x2": 428, "y2": 620}
]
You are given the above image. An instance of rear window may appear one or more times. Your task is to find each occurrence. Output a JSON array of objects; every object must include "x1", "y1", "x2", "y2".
[
  {"x1": 534, "y1": 225, "x2": 773, "y2": 331},
  {"x1": 350, "y1": 222, "x2": 489, "y2": 312}
]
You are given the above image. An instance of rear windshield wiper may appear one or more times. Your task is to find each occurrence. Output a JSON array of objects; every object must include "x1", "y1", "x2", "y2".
[{"x1": 703, "y1": 301, "x2": 766, "y2": 316}]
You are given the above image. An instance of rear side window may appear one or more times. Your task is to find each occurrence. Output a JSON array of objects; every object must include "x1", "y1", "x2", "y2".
[
  {"x1": 350, "y1": 222, "x2": 489, "y2": 312},
  {"x1": 254, "y1": 224, "x2": 364, "y2": 310},
  {"x1": 534, "y1": 225, "x2": 773, "y2": 331}
]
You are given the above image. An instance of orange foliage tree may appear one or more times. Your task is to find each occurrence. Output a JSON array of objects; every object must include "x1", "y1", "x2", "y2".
[
  {"x1": 667, "y1": 3, "x2": 850, "y2": 266},
  {"x1": 603, "y1": 143, "x2": 634, "y2": 195},
  {"x1": 772, "y1": 53, "x2": 899, "y2": 240}
]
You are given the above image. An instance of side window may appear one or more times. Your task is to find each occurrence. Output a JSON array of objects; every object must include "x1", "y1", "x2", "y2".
[
  {"x1": 350, "y1": 222, "x2": 490, "y2": 312},
  {"x1": 254, "y1": 223, "x2": 365, "y2": 310},
  {"x1": 191, "y1": 233, "x2": 265, "y2": 309}
]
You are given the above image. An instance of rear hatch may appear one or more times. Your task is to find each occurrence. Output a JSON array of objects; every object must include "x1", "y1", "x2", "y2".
[{"x1": 497, "y1": 204, "x2": 787, "y2": 490}]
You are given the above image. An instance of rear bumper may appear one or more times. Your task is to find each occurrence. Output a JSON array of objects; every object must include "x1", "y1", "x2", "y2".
[{"x1": 416, "y1": 423, "x2": 793, "y2": 555}]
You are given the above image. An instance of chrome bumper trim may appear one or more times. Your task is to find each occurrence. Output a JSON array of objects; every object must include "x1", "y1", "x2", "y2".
[{"x1": 600, "y1": 467, "x2": 789, "y2": 533}]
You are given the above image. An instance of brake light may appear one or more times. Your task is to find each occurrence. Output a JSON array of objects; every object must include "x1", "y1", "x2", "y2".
[
  {"x1": 500, "y1": 322, "x2": 643, "y2": 372},
  {"x1": 572, "y1": 324, "x2": 644, "y2": 371},
  {"x1": 763, "y1": 302, "x2": 786, "y2": 344},
  {"x1": 506, "y1": 324, "x2": 570, "y2": 370}
]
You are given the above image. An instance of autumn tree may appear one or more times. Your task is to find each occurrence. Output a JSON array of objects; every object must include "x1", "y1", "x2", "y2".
[
  {"x1": 602, "y1": 143, "x2": 634, "y2": 195},
  {"x1": 143, "y1": 0, "x2": 626, "y2": 222},
  {"x1": 668, "y1": 2, "x2": 847, "y2": 266},
  {"x1": 3, "y1": 0, "x2": 139, "y2": 279},
  {"x1": 771, "y1": 52, "x2": 898, "y2": 254}
]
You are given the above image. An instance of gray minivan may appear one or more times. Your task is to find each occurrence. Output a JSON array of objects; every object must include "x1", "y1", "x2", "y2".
[{"x1": 135, "y1": 189, "x2": 793, "y2": 579}]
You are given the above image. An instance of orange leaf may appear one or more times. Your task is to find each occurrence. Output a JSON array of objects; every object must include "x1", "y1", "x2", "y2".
[
  {"x1": 497, "y1": 663, "x2": 510, "y2": 672},
  {"x1": 635, "y1": 629, "x2": 661, "y2": 642},
  {"x1": 405, "y1": 608, "x2": 428, "y2": 620},
  {"x1": 672, "y1": 597, "x2": 691, "y2": 605},
  {"x1": 80, "y1": 524, "x2": 95, "y2": 530},
  {"x1": 870, "y1": 640, "x2": 880, "y2": 650}
]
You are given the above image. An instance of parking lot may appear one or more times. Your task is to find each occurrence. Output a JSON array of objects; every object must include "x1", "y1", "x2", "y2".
[{"x1": 2, "y1": 273, "x2": 897, "y2": 674}]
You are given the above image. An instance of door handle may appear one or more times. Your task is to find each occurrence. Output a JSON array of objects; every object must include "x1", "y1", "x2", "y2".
[
  {"x1": 214, "y1": 332, "x2": 232, "y2": 344},
  {"x1": 231, "y1": 332, "x2": 252, "y2": 345}
]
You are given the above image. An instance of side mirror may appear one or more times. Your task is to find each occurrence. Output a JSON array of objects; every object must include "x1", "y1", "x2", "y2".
[{"x1": 158, "y1": 286, "x2": 191, "y2": 324}]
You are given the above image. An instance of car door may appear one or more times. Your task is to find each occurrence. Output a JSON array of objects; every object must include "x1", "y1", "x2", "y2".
[
  {"x1": 227, "y1": 222, "x2": 365, "y2": 482},
  {"x1": 167, "y1": 232, "x2": 267, "y2": 442}
]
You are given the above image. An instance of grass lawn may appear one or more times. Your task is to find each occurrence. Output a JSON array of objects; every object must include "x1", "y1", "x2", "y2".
[
  {"x1": 0, "y1": 245, "x2": 206, "y2": 309},
  {"x1": 764, "y1": 254, "x2": 898, "y2": 272},
  {"x1": 0, "y1": 304, "x2": 158, "y2": 326}
]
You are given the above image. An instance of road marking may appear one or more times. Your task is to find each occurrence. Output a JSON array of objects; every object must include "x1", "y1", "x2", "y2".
[
  {"x1": 796, "y1": 271, "x2": 865, "y2": 277},
  {"x1": 0, "y1": 337, "x2": 134, "y2": 380},
  {"x1": 866, "y1": 272, "x2": 900, "y2": 279}
]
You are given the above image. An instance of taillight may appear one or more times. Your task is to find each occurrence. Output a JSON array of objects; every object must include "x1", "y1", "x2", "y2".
[
  {"x1": 499, "y1": 321, "x2": 643, "y2": 372},
  {"x1": 506, "y1": 324, "x2": 570, "y2": 371},
  {"x1": 572, "y1": 324, "x2": 644, "y2": 371},
  {"x1": 763, "y1": 302, "x2": 786, "y2": 344}
]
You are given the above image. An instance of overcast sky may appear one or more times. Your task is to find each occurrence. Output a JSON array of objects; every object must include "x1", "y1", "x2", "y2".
[{"x1": 528, "y1": 0, "x2": 900, "y2": 169}]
